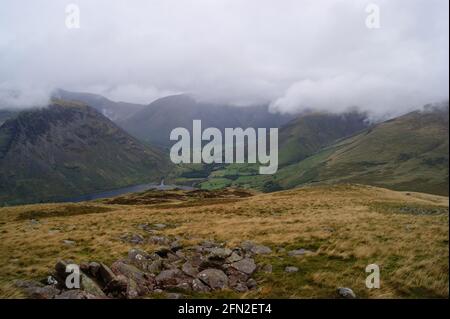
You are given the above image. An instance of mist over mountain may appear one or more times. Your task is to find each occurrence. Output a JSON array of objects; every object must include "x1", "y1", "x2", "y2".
[
  {"x1": 52, "y1": 89, "x2": 145, "y2": 122},
  {"x1": 119, "y1": 94, "x2": 295, "y2": 147},
  {"x1": 1, "y1": 0, "x2": 448, "y2": 117}
]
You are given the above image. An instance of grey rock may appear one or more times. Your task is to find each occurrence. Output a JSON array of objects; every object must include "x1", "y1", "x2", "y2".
[
  {"x1": 149, "y1": 236, "x2": 171, "y2": 245},
  {"x1": 153, "y1": 223, "x2": 167, "y2": 229},
  {"x1": 192, "y1": 278, "x2": 211, "y2": 292},
  {"x1": 98, "y1": 263, "x2": 116, "y2": 284},
  {"x1": 232, "y1": 282, "x2": 249, "y2": 292},
  {"x1": 226, "y1": 252, "x2": 243, "y2": 263},
  {"x1": 155, "y1": 269, "x2": 185, "y2": 286},
  {"x1": 285, "y1": 266, "x2": 299, "y2": 273},
  {"x1": 208, "y1": 247, "x2": 232, "y2": 259},
  {"x1": 231, "y1": 258, "x2": 257, "y2": 275},
  {"x1": 182, "y1": 261, "x2": 199, "y2": 277},
  {"x1": 130, "y1": 234, "x2": 145, "y2": 244},
  {"x1": 288, "y1": 249, "x2": 311, "y2": 256},
  {"x1": 46, "y1": 276, "x2": 58, "y2": 285},
  {"x1": 197, "y1": 269, "x2": 229, "y2": 290},
  {"x1": 246, "y1": 278, "x2": 257, "y2": 290},
  {"x1": 241, "y1": 241, "x2": 272, "y2": 255},
  {"x1": 21, "y1": 284, "x2": 60, "y2": 299},
  {"x1": 201, "y1": 240, "x2": 219, "y2": 248},
  {"x1": 80, "y1": 272, "x2": 106, "y2": 297},
  {"x1": 128, "y1": 248, "x2": 150, "y2": 261},
  {"x1": 226, "y1": 267, "x2": 249, "y2": 291},
  {"x1": 337, "y1": 287, "x2": 356, "y2": 299},
  {"x1": 111, "y1": 261, "x2": 155, "y2": 294},
  {"x1": 104, "y1": 274, "x2": 128, "y2": 297},
  {"x1": 251, "y1": 245, "x2": 272, "y2": 255},
  {"x1": 167, "y1": 252, "x2": 181, "y2": 262},
  {"x1": 147, "y1": 259, "x2": 163, "y2": 274},
  {"x1": 120, "y1": 233, "x2": 145, "y2": 244}
]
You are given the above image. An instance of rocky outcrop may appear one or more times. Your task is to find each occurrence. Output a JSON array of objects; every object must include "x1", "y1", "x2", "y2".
[{"x1": 16, "y1": 239, "x2": 271, "y2": 299}]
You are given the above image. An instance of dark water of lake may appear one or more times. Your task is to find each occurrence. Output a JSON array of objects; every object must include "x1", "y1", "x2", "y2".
[{"x1": 63, "y1": 182, "x2": 195, "y2": 203}]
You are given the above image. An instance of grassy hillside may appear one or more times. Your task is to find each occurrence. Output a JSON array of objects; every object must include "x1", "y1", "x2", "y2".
[
  {"x1": 0, "y1": 100, "x2": 170, "y2": 205},
  {"x1": 0, "y1": 185, "x2": 447, "y2": 298},
  {"x1": 169, "y1": 111, "x2": 369, "y2": 191},
  {"x1": 176, "y1": 105, "x2": 449, "y2": 196},
  {"x1": 273, "y1": 106, "x2": 449, "y2": 195},
  {"x1": 277, "y1": 111, "x2": 368, "y2": 167}
]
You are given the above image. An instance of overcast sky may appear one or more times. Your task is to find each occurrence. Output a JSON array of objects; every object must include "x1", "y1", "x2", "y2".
[{"x1": 0, "y1": 0, "x2": 448, "y2": 116}]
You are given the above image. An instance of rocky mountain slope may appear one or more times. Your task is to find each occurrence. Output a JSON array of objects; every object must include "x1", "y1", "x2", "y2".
[{"x1": 0, "y1": 99, "x2": 169, "y2": 205}]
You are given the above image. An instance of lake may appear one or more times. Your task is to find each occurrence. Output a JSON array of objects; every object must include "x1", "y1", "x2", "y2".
[{"x1": 63, "y1": 182, "x2": 195, "y2": 203}]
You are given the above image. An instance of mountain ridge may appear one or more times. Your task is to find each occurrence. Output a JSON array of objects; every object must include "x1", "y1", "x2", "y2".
[{"x1": 0, "y1": 99, "x2": 170, "y2": 205}]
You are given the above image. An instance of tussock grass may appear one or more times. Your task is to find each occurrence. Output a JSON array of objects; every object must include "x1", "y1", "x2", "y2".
[{"x1": 0, "y1": 184, "x2": 448, "y2": 298}]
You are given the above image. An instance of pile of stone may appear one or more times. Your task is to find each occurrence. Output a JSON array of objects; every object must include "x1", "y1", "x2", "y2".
[{"x1": 15, "y1": 240, "x2": 273, "y2": 299}]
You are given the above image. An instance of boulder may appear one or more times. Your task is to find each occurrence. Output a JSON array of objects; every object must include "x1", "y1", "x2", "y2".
[
  {"x1": 337, "y1": 287, "x2": 356, "y2": 299},
  {"x1": 155, "y1": 269, "x2": 186, "y2": 287},
  {"x1": 98, "y1": 263, "x2": 116, "y2": 284},
  {"x1": 226, "y1": 267, "x2": 249, "y2": 292},
  {"x1": 208, "y1": 247, "x2": 232, "y2": 259},
  {"x1": 111, "y1": 260, "x2": 155, "y2": 294},
  {"x1": 104, "y1": 274, "x2": 129, "y2": 297},
  {"x1": 149, "y1": 236, "x2": 171, "y2": 245},
  {"x1": 80, "y1": 273, "x2": 106, "y2": 297},
  {"x1": 226, "y1": 252, "x2": 243, "y2": 263},
  {"x1": 192, "y1": 278, "x2": 211, "y2": 293},
  {"x1": 197, "y1": 269, "x2": 228, "y2": 290},
  {"x1": 241, "y1": 241, "x2": 272, "y2": 255},
  {"x1": 230, "y1": 258, "x2": 257, "y2": 275},
  {"x1": 128, "y1": 248, "x2": 151, "y2": 261},
  {"x1": 182, "y1": 261, "x2": 199, "y2": 277},
  {"x1": 24, "y1": 285, "x2": 60, "y2": 299},
  {"x1": 251, "y1": 245, "x2": 272, "y2": 255},
  {"x1": 147, "y1": 259, "x2": 163, "y2": 274}
]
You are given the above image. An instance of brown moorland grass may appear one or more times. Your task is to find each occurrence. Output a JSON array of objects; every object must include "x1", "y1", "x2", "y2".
[{"x1": 0, "y1": 184, "x2": 448, "y2": 298}]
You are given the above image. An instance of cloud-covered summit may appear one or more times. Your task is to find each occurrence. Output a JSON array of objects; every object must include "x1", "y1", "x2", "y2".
[{"x1": 0, "y1": 0, "x2": 448, "y2": 117}]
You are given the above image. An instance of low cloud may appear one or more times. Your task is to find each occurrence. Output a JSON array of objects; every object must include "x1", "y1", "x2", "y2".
[{"x1": 0, "y1": 0, "x2": 448, "y2": 116}]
